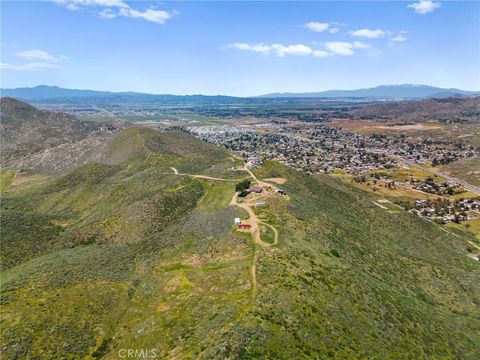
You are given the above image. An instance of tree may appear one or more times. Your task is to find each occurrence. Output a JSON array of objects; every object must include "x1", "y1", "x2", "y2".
[{"x1": 235, "y1": 179, "x2": 251, "y2": 193}]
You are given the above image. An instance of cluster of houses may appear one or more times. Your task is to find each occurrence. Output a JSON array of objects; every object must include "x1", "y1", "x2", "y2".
[
  {"x1": 184, "y1": 121, "x2": 479, "y2": 177},
  {"x1": 410, "y1": 178, "x2": 462, "y2": 196},
  {"x1": 357, "y1": 172, "x2": 469, "y2": 199},
  {"x1": 185, "y1": 124, "x2": 402, "y2": 175},
  {"x1": 410, "y1": 198, "x2": 480, "y2": 224},
  {"x1": 245, "y1": 156, "x2": 262, "y2": 169}
]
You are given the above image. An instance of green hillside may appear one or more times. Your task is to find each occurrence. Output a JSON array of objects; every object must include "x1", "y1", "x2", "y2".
[
  {"x1": 1, "y1": 128, "x2": 479, "y2": 359},
  {"x1": 0, "y1": 97, "x2": 122, "y2": 175},
  {"x1": 0, "y1": 97, "x2": 92, "y2": 161}
]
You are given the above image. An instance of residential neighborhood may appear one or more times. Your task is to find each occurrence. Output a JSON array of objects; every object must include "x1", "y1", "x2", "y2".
[
  {"x1": 410, "y1": 198, "x2": 480, "y2": 224},
  {"x1": 185, "y1": 122, "x2": 479, "y2": 176}
]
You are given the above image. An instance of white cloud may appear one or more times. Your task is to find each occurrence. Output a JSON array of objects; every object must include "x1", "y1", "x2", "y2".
[
  {"x1": 15, "y1": 49, "x2": 63, "y2": 62},
  {"x1": 408, "y1": 0, "x2": 441, "y2": 14},
  {"x1": 53, "y1": 0, "x2": 128, "y2": 9},
  {"x1": 229, "y1": 42, "x2": 336, "y2": 59},
  {"x1": 53, "y1": 0, "x2": 176, "y2": 24},
  {"x1": 98, "y1": 9, "x2": 116, "y2": 18},
  {"x1": 0, "y1": 62, "x2": 59, "y2": 71},
  {"x1": 324, "y1": 42, "x2": 354, "y2": 56},
  {"x1": 228, "y1": 40, "x2": 374, "y2": 58},
  {"x1": 312, "y1": 50, "x2": 332, "y2": 58},
  {"x1": 353, "y1": 41, "x2": 370, "y2": 49},
  {"x1": 304, "y1": 22, "x2": 342, "y2": 34},
  {"x1": 271, "y1": 44, "x2": 312, "y2": 57},
  {"x1": 350, "y1": 28, "x2": 387, "y2": 39},
  {"x1": 66, "y1": 3, "x2": 79, "y2": 10},
  {"x1": 119, "y1": 8, "x2": 173, "y2": 24},
  {"x1": 304, "y1": 22, "x2": 330, "y2": 32},
  {"x1": 2, "y1": 48, "x2": 65, "y2": 71},
  {"x1": 229, "y1": 43, "x2": 314, "y2": 57},
  {"x1": 228, "y1": 43, "x2": 271, "y2": 55},
  {"x1": 390, "y1": 34, "x2": 408, "y2": 42}
]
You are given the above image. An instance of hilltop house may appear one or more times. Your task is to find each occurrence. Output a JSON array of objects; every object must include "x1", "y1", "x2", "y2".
[{"x1": 249, "y1": 186, "x2": 263, "y2": 193}]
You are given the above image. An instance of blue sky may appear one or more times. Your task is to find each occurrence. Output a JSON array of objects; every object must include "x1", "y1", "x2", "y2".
[{"x1": 1, "y1": 0, "x2": 479, "y2": 96}]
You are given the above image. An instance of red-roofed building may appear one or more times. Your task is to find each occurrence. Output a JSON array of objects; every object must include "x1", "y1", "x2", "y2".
[{"x1": 238, "y1": 223, "x2": 251, "y2": 229}]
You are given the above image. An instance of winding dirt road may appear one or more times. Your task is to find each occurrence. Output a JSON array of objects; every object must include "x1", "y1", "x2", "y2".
[
  {"x1": 169, "y1": 165, "x2": 280, "y2": 303},
  {"x1": 229, "y1": 192, "x2": 278, "y2": 247},
  {"x1": 170, "y1": 166, "x2": 279, "y2": 246}
]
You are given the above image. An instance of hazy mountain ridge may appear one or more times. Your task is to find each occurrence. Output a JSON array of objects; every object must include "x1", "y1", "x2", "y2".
[
  {"x1": 1, "y1": 86, "x2": 240, "y2": 105},
  {"x1": 2, "y1": 85, "x2": 478, "y2": 104},
  {"x1": 261, "y1": 84, "x2": 479, "y2": 99}
]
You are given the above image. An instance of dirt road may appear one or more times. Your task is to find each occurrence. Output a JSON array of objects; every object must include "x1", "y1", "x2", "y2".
[
  {"x1": 169, "y1": 164, "x2": 280, "y2": 305},
  {"x1": 170, "y1": 167, "x2": 251, "y2": 182},
  {"x1": 229, "y1": 191, "x2": 278, "y2": 247},
  {"x1": 170, "y1": 166, "x2": 279, "y2": 246}
]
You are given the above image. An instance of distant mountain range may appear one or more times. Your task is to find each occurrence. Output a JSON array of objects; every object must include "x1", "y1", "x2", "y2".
[
  {"x1": 1, "y1": 84, "x2": 478, "y2": 103},
  {"x1": 0, "y1": 85, "x2": 240, "y2": 104},
  {"x1": 260, "y1": 84, "x2": 479, "y2": 99}
]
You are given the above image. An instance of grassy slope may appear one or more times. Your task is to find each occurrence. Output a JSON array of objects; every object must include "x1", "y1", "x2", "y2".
[
  {"x1": 446, "y1": 218, "x2": 480, "y2": 240},
  {"x1": 0, "y1": 128, "x2": 251, "y2": 359},
  {"x1": 442, "y1": 156, "x2": 480, "y2": 188},
  {"x1": 1, "y1": 131, "x2": 479, "y2": 359},
  {"x1": 0, "y1": 169, "x2": 16, "y2": 192},
  {"x1": 243, "y1": 162, "x2": 480, "y2": 359}
]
